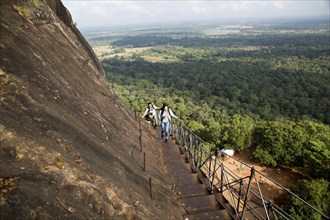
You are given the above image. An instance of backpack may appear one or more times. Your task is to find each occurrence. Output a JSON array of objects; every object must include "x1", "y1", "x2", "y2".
[
  {"x1": 145, "y1": 108, "x2": 154, "y2": 121},
  {"x1": 148, "y1": 108, "x2": 155, "y2": 116}
]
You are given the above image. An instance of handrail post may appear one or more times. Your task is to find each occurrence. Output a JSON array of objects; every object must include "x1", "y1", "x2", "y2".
[
  {"x1": 179, "y1": 121, "x2": 183, "y2": 147},
  {"x1": 139, "y1": 128, "x2": 142, "y2": 151},
  {"x1": 210, "y1": 154, "x2": 217, "y2": 193},
  {"x1": 220, "y1": 163, "x2": 224, "y2": 193},
  {"x1": 138, "y1": 118, "x2": 143, "y2": 151},
  {"x1": 196, "y1": 142, "x2": 201, "y2": 172},
  {"x1": 193, "y1": 139, "x2": 198, "y2": 172},
  {"x1": 197, "y1": 144, "x2": 202, "y2": 171},
  {"x1": 208, "y1": 154, "x2": 212, "y2": 180},
  {"x1": 237, "y1": 177, "x2": 243, "y2": 213},
  {"x1": 149, "y1": 177, "x2": 153, "y2": 200},
  {"x1": 241, "y1": 167, "x2": 255, "y2": 220}
]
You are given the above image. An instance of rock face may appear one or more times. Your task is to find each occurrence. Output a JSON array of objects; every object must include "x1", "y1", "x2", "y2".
[{"x1": 0, "y1": 0, "x2": 184, "y2": 219}]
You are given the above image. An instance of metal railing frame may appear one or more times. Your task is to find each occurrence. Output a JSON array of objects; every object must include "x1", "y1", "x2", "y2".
[{"x1": 170, "y1": 119, "x2": 329, "y2": 220}]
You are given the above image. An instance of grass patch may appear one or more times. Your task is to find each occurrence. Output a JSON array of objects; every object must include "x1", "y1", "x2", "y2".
[
  {"x1": 17, "y1": 4, "x2": 31, "y2": 17},
  {"x1": 31, "y1": 0, "x2": 40, "y2": 8},
  {"x1": 16, "y1": 0, "x2": 40, "y2": 18}
]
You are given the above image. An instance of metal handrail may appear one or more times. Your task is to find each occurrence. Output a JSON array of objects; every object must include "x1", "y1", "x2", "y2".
[
  {"x1": 220, "y1": 151, "x2": 330, "y2": 219},
  {"x1": 170, "y1": 119, "x2": 329, "y2": 220}
]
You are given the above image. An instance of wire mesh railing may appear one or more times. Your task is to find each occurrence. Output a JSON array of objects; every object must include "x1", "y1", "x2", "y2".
[{"x1": 170, "y1": 119, "x2": 329, "y2": 220}]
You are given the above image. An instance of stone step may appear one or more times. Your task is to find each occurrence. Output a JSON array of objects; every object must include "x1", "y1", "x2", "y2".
[
  {"x1": 160, "y1": 131, "x2": 233, "y2": 219},
  {"x1": 176, "y1": 183, "x2": 209, "y2": 197},
  {"x1": 179, "y1": 194, "x2": 220, "y2": 213},
  {"x1": 183, "y1": 208, "x2": 233, "y2": 220}
]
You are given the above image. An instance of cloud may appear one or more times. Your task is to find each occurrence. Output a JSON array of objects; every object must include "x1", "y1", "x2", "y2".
[
  {"x1": 229, "y1": 1, "x2": 253, "y2": 11},
  {"x1": 62, "y1": 0, "x2": 330, "y2": 28},
  {"x1": 273, "y1": 2, "x2": 286, "y2": 10},
  {"x1": 190, "y1": 2, "x2": 209, "y2": 14}
]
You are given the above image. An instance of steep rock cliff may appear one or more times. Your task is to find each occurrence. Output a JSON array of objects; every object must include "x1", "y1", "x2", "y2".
[{"x1": 0, "y1": 0, "x2": 184, "y2": 219}]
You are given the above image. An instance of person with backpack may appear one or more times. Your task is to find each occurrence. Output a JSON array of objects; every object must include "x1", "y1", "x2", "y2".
[
  {"x1": 159, "y1": 103, "x2": 178, "y2": 143},
  {"x1": 142, "y1": 102, "x2": 159, "y2": 128}
]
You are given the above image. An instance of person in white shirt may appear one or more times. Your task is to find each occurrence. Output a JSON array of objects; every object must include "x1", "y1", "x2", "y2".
[
  {"x1": 158, "y1": 103, "x2": 178, "y2": 143},
  {"x1": 142, "y1": 102, "x2": 159, "y2": 128}
]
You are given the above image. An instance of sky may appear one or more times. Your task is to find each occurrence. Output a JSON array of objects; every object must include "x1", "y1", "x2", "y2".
[{"x1": 62, "y1": 0, "x2": 330, "y2": 28}]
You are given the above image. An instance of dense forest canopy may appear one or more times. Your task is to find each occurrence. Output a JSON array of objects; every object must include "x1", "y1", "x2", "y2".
[
  {"x1": 87, "y1": 22, "x2": 330, "y2": 219},
  {"x1": 97, "y1": 23, "x2": 330, "y2": 124},
  {"x1": 103, "y1": 56, "x2": 329, "y2": 122}
]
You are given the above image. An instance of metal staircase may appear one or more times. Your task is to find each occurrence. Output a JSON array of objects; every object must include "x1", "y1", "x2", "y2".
[{"x1": 163, "y1": 120, "x2": 329, "y2": 220}]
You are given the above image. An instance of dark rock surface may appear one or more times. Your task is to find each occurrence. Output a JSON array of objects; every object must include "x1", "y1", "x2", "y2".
[{"x1": 0, "y1": 0, "x2": 184, "y2": 219}]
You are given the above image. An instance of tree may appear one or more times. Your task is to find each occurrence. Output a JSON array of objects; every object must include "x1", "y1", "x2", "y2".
[
  {"x1": 253, "y1": 121, "x2": 306, "y2": 166},
  {"x1": 285, "y1": 179, "x2": 330, "y2": 220},
  {"x1": 219, "y1": 114, "x2": 255, "y2": 151},
  {"x1": 298, "y1": 121, "x2": 330, "y2": 179}
]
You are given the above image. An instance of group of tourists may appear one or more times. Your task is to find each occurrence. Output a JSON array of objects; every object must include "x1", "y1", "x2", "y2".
[{"x1": 141, "y1": 102, "x2": 178, "y2": 143}]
